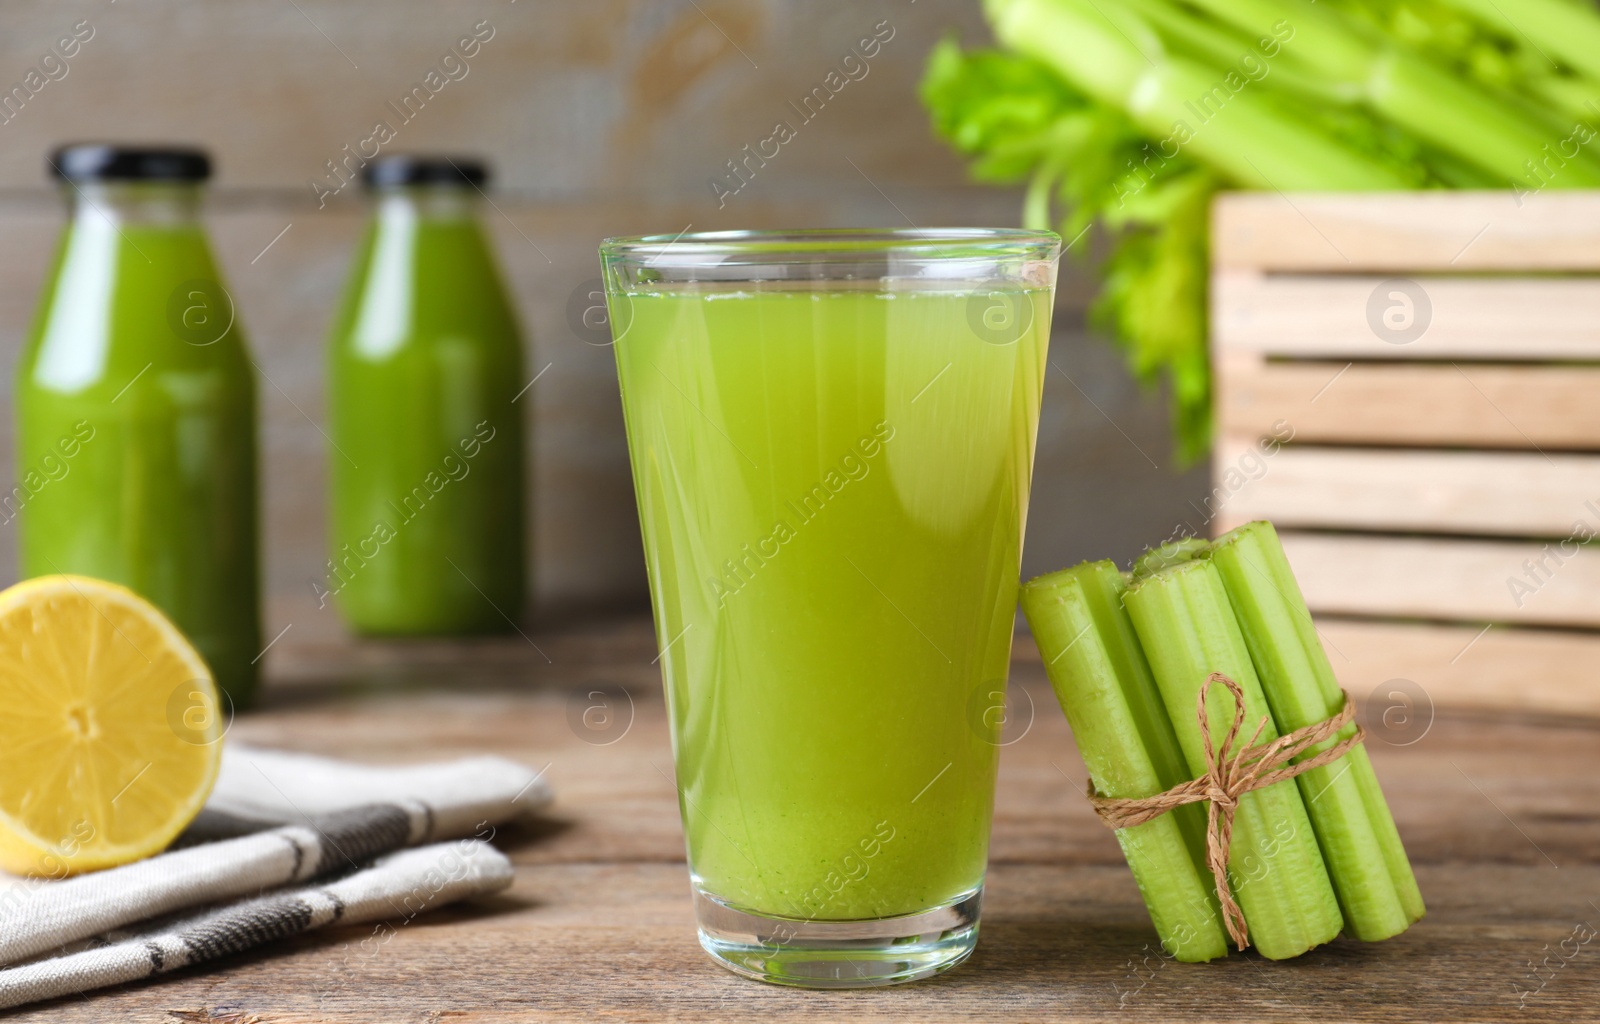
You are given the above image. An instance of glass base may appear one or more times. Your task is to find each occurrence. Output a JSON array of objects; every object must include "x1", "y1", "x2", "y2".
[{"x1": 693, "y1": 885, "x2": 982, "y2": 989}]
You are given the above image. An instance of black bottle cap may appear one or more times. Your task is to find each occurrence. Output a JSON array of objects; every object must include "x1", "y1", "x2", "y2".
[
  {"x1": 363, "y1": 154, "x2": 488, "y2": 189},
  {"x1": 49, "y1": 144, "x2": 211, "y2": 183}
]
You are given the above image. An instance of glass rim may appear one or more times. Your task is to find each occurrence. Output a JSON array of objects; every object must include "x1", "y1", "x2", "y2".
[{"x1": 599, "y1": 227, "x2": 1061, "y2": 267}]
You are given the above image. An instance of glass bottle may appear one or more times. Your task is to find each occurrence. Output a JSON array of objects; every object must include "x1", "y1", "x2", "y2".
[
  {"x1": 325, "y1": 155, "x2": 527, "y2": 633},
  {"x1": 16, "y1": 144, "x2": 261, "y2": 706}
]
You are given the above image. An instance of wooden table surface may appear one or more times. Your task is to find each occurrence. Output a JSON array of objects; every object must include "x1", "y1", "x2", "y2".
[{"x1": 16, "y1": 616, "x2": 1600, "y2": 1023}]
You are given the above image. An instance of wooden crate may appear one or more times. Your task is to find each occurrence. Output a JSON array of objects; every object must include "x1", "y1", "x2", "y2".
[{"x1": 1210, "y1": 192, "x2": 1600, "y2": 717}]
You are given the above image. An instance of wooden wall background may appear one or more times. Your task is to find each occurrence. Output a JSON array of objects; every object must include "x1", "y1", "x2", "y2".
[{"x1": 0, "y1": 0, "x2": 1208, "y2": 634}]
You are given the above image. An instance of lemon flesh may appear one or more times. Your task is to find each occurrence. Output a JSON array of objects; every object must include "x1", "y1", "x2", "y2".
[{"x1": 0, "y1": 575, "x2": 223, "y2": 875}]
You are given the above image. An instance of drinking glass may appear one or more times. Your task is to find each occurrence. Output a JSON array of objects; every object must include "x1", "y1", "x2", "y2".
[{"x1": 600, "y1": 228, "x2": 1059, "y2": 987}]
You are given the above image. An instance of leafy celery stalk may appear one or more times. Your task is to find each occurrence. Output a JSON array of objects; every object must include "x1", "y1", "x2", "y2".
[
  {"x1": 1124, "y1": 560, "x2": 1343, "y2": 959},
  {"x1": 1022, "y1": 561, "x2": 1229, "y2": 961},
  {"x1": 1178, "y1": 0, "x2": 1600, "y2": 186},
  {"x1": 983, "y1": 0, "x2": 1413, "y2": 190},
  {"x1": 1438, "y1": 0, "x2": 1600, "y2": 87},
  {"x1": 1209, "y1": 521, "x2": 1425, "y2": 940}
]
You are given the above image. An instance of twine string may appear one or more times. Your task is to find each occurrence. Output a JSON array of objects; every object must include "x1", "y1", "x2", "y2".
[{"x1": 1086, "y1": 672, "x2": 1364, "y2": 950}]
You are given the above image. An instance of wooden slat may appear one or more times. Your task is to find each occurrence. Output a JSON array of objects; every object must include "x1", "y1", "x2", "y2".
[
  {"x1": 1213, "y1": 444, "x2": 1600, "y2": 537},
  {"x1": 1216, "y1": 355, "x2": 1600, "y2": 449},
  {"x1": 1213, "y1": 190, "x2": 1600, "y2": 272},
  {"x1": 1275, "y1": 532, "x2": 1600, "y2": 628},
  {"x1": 1317, "y1": 616, "x2": 1600, "y2": 717},
  {"x1": 1213, "y1": 271, "x2": 1600, "y2": 359}
]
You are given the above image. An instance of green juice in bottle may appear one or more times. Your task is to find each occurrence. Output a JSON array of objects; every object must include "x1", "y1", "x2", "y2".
[
  {"x1": 15, "y1": 145, "x2": 261, "y2": 705},
  {"x1": 324, "y1": 156, "x2": 527, "y2": 633}
]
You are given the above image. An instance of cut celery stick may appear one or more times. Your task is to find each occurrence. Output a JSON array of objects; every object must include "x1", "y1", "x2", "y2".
[
  {"x1": 1132, "y1": 537, "x2": 1210, "y2": 578},
  {"x1": 1210, "y1": 521, "x2": 1425, "y2": 939},
  {"x1": 1022, "y1": 561, "x2": 1229, "y2": 962},
  {"x1": 1124, "y1": 560, "x2": 1343, "y2": 960}
]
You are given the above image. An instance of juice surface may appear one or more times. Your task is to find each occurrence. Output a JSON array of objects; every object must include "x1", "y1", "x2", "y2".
[
  {"x1": 614, "y1": 284, "x2": 1050, "y2": 920},
  {"x1": 326, "y1": 200, "x2": 526, "y2": 633},
  {"x1": 16, "y1": 212, "x2": 260, "y2": 704}
]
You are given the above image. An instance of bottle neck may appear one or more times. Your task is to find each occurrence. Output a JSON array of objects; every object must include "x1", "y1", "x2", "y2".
[
  {"x1": 63, "y1": 181, "x2": 204, "y2": 226},
  {"x1": 371, "y1": 185, "x2": 481, "y2": 224}
]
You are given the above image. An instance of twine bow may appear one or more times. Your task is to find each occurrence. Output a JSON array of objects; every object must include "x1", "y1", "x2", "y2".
[{"x1": 1087, "y1": 672, "x2": 1363, "y2": 950}]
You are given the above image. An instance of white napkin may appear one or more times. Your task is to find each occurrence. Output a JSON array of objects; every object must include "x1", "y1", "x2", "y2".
[
  {"x1": 0, "y1": 744, "x2": 550, "y2": 1009},
  {"x1": 0, "y1": 841, "x2": 513, "y2": 1010}
]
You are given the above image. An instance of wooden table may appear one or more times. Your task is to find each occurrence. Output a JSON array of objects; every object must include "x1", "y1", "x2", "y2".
[{"x1": 18, "y1": 617, "x2": 1600, "y2": 1022}]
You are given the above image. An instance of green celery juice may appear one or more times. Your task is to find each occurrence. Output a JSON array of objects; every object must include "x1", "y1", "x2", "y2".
[
  {"x1": 17, "y1": 168, "x2": 260, "y2": 705},
  {"x1": 326, "y1": 175, "x2": 526, "y2": 634},
  {"x1": 614, "y1": 283, "x2": 1050, "y2": 920}
]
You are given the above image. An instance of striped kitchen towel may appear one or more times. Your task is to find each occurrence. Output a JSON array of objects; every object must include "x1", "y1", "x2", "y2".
[
  {"x1": 192, "y1": 742, "x2": 553, "y2": 840},
  {"x1": 0, "y1": 840, "x2": 513, "y2": 1010},
  {"x1": 0, "y1": 744, "x2": 548, "y2": 1009}
]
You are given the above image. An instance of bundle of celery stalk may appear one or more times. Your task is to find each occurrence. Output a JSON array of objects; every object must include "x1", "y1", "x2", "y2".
[
  {"x1": 924, "y1": 0, "x2": 1600, "y2": 460},
  {"x1": 1020, "y1": 521, "x2": 1423, "y2": 960}
]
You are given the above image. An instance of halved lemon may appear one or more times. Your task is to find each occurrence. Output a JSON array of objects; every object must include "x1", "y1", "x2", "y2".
[{"x1": 0, "y1": 575, "x2": 223, "y2": 875}]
